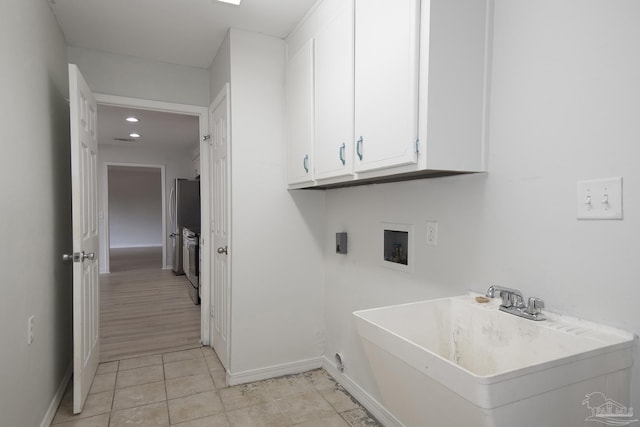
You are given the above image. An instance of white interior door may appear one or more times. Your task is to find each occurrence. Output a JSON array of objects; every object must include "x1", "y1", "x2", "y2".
[
  {"x1": 68, "y1": 64, "x2": 100, "y2": 414},
  {"x1": 209, "y1": 84, "x2": 231, "y2": 370}
]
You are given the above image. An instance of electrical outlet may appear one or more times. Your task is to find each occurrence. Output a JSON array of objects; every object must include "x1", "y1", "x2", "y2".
[
  {"x1": 27, "y1": 315, "x2": 34, "y2": 345},
  {"x1": 426, "y1": 221, "x2": 438, "y2": 246}
]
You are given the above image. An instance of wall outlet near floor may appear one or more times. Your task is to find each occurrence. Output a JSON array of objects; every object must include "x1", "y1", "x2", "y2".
[
  {"x1": 27, "y1": 315, "x2": 34, "y2": 345},
  {"x1": 426, "y1": 221, "x2": 438, "y2": 246}
]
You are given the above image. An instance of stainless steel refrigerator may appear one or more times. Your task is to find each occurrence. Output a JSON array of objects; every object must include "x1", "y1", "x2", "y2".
[{"x1": 169, "y1": 179, "x2": 200, "y2": 275}]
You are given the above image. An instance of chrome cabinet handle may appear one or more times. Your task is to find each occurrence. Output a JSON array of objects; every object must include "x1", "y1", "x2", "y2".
[
  {"x1": 339, "y1": 143, "x2": 346, "y2": 166},
  {"x1": 217, "y1": 246, "x2": 228, "y2": 255},
  {"x1": 303, "y1": 154, "x2": 309, "y2": 173},
  {"x1": 356, "y1": 136, "x2": 363, "y2": 161}
]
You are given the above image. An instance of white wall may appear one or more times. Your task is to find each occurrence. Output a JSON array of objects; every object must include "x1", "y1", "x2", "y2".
[
  {"x1": 98, "y1": 145, "x2": 194, "y2": 271},
  {"x1": 323, "y1": 0, "x2": 640, "y2": 416},
  {"x1": 108, "y1": 167, "x2": 162, "y2": 248},
  {"x1": 0, "y1": 1, "x2": 73, "y2": 425},
  {"x1": 226, "y1": 29, "x2": 327, "y2": 375},
  {"x1": 209, "y1": 31, "x2": 231, "y2": 103},
  {"x1": 67, "y1": 46, "x2": 210, "y2": 106}
]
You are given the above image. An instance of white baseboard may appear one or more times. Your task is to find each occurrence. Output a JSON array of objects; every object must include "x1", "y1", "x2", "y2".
[
  {"x1": 40, "y1": 363, "x2": 72, "y2": 427},
  {"x1": 322, "y1": 356, "x2": 404, "y2": 427},
  {"x1": 110, "y1": 244, "x2": 163, "y2": 249},
  {"x1": 228, "y1": 357, "x2": 323, "y2": 386}
]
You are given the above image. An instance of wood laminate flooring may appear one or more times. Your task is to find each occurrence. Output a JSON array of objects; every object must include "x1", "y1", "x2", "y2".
[
  {"x1": 109, "y1": 246, "x2": 162, "y2": 272},
  {"x1": 100, "y1": 247, "x2": 201, "y2": 362}
]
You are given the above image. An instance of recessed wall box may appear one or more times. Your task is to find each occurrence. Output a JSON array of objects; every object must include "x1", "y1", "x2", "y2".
[
  {"x1": 336, "y1": 232, "x2": 348, "y2": 254},
  {"x1": 381, "y1": 222, "x2": 413, "y2": 272}
]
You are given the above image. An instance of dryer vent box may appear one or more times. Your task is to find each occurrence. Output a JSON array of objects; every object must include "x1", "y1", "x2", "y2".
[{"x1": 336, "y1": 232, "x2": 348, "y2": 254}]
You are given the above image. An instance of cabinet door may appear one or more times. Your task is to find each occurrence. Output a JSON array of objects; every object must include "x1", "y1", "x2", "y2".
[
  {"x1": 286, "y1": 39, "x2": 315, "y2": 185},
  {"x1": 354, "y1": 0, "x2": 420, "y2": 173},
  {"x1": 314, "y1": 1, "x2": 354, "y2": 181}
]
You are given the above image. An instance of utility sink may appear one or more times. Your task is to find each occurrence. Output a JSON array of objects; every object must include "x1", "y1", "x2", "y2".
[{"x1": 354, "y1": 294, "x2": 635, "y2": 427}]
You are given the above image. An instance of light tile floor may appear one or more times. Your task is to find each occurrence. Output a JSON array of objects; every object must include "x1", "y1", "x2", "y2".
[{"x1": 51, "y1": 347, "x2": 382, "y2": 427}]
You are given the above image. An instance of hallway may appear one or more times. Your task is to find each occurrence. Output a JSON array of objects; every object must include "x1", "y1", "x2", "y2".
[
  {"x1": 109, "y1": 247, "x2": 163, "y2": 273},
  {"x1": 100, "y1": 247, "x2": 201, "y2": 362}
]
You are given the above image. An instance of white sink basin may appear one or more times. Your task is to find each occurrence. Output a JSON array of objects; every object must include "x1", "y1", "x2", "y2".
[{"x1": 354, "y1": 294, "x2": 635, "y2": 427}]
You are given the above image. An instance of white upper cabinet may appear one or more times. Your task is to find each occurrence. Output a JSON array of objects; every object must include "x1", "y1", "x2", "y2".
[
  {"x1": 286, "y1": 39, "x2": 315, "y2": 186},
  {"x1": 285, "y1": 0, "x2": 491, "y2": 188},
  {"x1": 418, "y1": 0, "x2": 490, "y2": 173},
  {"x1": 313, "y1": 1, "x2": 355, "y2": 181},
  {"x1": 353, "y1": 0, "x2": 420, "y2": 173}
]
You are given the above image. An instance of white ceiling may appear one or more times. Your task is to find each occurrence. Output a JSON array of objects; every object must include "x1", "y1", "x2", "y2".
[
  {"x1": 49, "y1": 0, "x2": 317, "y2": 69},
  {"x1": 98, "y1": 105, "x2": 200, "y2": 150},
  {"x1": 53, "y1": 0, "x2": 316, "y2": 151}
]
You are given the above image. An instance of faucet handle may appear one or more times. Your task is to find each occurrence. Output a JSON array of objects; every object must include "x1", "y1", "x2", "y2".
[
  {"x1": 527, "y1": 297, "x2": 545, "y2": 315},
  {"x1": 500, "y1": 292, "x2": 514, "y2": 307}
]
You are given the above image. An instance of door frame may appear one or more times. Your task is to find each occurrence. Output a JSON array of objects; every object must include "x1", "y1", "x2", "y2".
[
  {"x1": 95, "y1": 93, "x2": 211, "y2": 346},
  {"x1": 103, "y1": 163, "x2": 167, "y2": 272}
]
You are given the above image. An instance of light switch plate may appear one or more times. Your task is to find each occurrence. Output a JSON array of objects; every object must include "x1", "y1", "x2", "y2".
[{"x1": 576, "y1": 177, "x2": 623, "y2": 220}]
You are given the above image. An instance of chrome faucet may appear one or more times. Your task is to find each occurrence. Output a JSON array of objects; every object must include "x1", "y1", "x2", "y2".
[
  {"x1": 485, "y1": 285, "x2": 524, "y2": 307},
  {"x1": 485, "y1": 285, "x2": 546, "y2": 321}
]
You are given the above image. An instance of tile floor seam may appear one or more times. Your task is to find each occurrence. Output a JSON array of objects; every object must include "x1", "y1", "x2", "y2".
[
  {"x1": 165, "y1": 398, "x2": 171, "y2": 427},
  {"x1": 108, "y1": 365, "x2": 116, "y2": 418},
  {"x1": 163, "y1": 355, "x2": 171, "y2": 426},
  {"x1": 338, "y1": 410, "x2": 352, "y2": 427}
]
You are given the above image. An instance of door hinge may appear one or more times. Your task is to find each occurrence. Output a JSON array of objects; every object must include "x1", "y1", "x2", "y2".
[{"x1": 415, "y1": 139, "x2": 420, "y2": 155}]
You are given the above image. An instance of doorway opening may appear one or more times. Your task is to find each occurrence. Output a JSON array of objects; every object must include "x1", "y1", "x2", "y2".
[
  {"x1": 106, "y1": 164, "x2": 164, "y2": 273},
  {"x1": 94, "y1": 95, "x2": 211, "y2": 361}
]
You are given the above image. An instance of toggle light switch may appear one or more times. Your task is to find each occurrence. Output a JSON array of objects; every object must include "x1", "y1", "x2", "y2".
[{"x1": 576, "y1": 177, "x2": 623, "y2": 220}]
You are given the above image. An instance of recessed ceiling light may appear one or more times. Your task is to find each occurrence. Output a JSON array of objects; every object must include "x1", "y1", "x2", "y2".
[
  {"x1": 130, "y1": 133, "x2": 141, "y2": 138},
  {"x1": 216, "y1": 0, "x2": 241, "y2": 5},
  {"x1": 126, "y1": 116, "x2": 139, "y2": 123}
]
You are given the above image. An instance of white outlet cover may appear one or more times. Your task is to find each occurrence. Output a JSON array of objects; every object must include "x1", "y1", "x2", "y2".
[
  {"x1": 426, "y1": 221, "x2": 438, "y2": 246},
  {"x1": 27, "y1": 315, "x2": 34, "y2": 345},
  {"x1": 576, "y1": 177, "x2": 623, "y2": 220}
]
